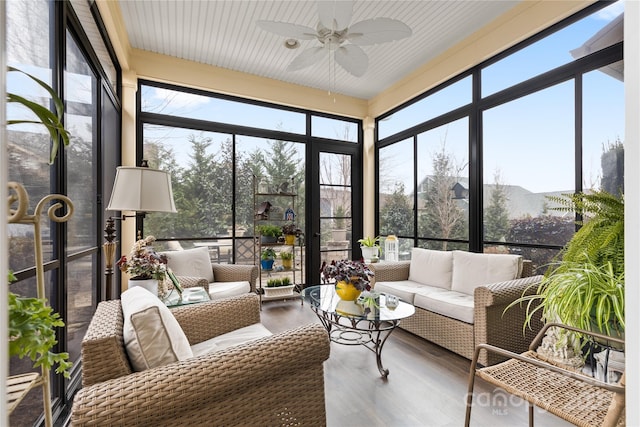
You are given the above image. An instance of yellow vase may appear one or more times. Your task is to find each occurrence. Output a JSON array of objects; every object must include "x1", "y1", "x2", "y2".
[
  {"x1": 284, "y1": 234, "x2": 296, "y2": 245},
  {"x1": 335, "y1": 281, "x2": 362, "y2": 301}
]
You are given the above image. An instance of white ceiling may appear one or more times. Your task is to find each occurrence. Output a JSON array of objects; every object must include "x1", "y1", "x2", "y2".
[{"x1": 117, "y1": 1, "x2": 521, "y2": 100}]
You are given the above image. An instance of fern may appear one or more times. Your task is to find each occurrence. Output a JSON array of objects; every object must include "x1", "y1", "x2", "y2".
[{"x1": 546, "y1": 190, "x2": 624, "y2": 277}]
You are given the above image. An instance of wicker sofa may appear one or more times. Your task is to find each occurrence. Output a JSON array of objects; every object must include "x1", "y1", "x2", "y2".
[
  {"x1": 370, "y1": 248, "x2": 544, "y2": 366},
  {"x1": 71, "y1": 293, "x2": 329, "y2": 426}
]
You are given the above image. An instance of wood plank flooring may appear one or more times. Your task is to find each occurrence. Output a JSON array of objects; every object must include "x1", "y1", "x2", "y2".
[{"x1": 259, "y1": 299, "x2": 572, "y2": 427}]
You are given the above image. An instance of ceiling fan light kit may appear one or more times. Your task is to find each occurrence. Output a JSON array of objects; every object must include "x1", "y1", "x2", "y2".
[{"x1": 257, "y1": 0, "x2": 412, "y2": 78}]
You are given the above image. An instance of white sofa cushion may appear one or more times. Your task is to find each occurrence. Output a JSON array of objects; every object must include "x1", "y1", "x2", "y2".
[
  {"x1": 163, "y1": 247, "x2": 214, "y2": 283},
  {"x1": 414, "y1": 287, "x2": 475, "y2": 324},
  {"x1": 451, "y1": 251, "x2": 522, "y2": 296},
  {"x1": 408, "y1": 247, "x2": 453, "y2": 289},
  {"x1": 190, "y1": 323, "x2": 272, "y2": 357},
  {"x1": 208, "y1": 281, "x2": 251, "y2": 300},
  {"x1": 121, "y1": 287, "x2": 193, "y2": 371},
  {"x1": 373, "y1": 280, "x2": 428, "y2": 304}
]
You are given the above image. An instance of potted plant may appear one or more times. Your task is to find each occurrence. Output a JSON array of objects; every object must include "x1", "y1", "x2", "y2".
[
  {"x1": 8, "y1": 271, "x2": 72, "y2": 378},
  {"x1": 264, "y1": 276, "x2": 295, "y2": 297},
  {"x1": 322, "y1": 259, "x2": 374, "y2": 301},
  {"x1": 257, "y1": 224, "x2": 282, "y2": 244},
  {"x1": 260, "y1": 248, "x2": 277, "y2": 270},
  {"x1": 116, "y1": 235, "x2": 168, "y2": 296},
  {"x1": 509, "y1": 190, "x2": 625, "y2": 361},
  {"x1": 280, "y1": 251, "x2": 294, "y2": 269},
  {"x1": 281, "y1": 223, "x2": 301, "y2": 245},
  {"x1": 357, "y1": 236, "x2": 380, "y2": 262}
]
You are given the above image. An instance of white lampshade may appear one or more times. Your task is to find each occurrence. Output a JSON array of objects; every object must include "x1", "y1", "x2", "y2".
[{"x1": 106, "y1": 166, "x2": 177, "y2": 213}]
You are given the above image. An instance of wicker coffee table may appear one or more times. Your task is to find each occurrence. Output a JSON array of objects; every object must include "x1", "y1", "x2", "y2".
[{"x1": 302, "y1": 285, "x2": 415, "y2": 378}]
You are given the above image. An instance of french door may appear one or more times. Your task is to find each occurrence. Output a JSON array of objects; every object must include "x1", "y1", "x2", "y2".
[{"x1": 307, "y1": 142, "x2": 362, "y2": 285}]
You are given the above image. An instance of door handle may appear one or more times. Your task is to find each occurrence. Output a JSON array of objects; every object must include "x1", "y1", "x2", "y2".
[{"x1": 313, "y1": 232, "x2": 321, "y2": 237}]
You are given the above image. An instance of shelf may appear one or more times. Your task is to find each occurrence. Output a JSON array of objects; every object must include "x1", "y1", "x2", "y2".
[{"x1": 254, "y1": 175, "x2": 302, "y2": 306}]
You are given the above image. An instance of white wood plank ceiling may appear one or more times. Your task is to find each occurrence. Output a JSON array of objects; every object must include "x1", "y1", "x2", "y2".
[{"x1": 118, "y1": 1, "x2": 521, "y2": 99}]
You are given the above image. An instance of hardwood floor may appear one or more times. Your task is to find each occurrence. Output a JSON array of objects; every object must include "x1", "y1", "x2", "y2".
[{"x1": 259, "y1": 299, "x2": 572, "y2": 427}]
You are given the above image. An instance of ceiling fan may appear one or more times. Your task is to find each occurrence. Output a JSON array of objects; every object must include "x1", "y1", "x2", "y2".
[{"x1": 257, "y1": 1, "x2": 412, "y2": 77}]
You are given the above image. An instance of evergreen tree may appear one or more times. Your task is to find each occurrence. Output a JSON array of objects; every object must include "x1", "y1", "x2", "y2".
[
  {"x1": 379, "y1": 183, "x2": 413, "y2": 237},
  {"x1": 484, "y1": 169, "x2": 510, "y2": 242}
]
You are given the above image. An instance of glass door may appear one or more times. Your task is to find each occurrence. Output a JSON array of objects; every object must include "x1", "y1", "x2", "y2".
[{"x1": 308, "y1": 144, "x2": 362, "y2": 285}]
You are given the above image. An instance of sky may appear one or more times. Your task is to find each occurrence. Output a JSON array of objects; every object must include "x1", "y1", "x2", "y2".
[{"x1": 8, "y1": 1, "x2": 624, "y2": 197}]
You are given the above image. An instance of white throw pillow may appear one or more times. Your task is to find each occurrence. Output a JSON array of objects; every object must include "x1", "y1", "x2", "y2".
[
  {"x1": 162, "y1": 247, "x2": 214, "y2": 283},
  {"x1": 408, "y1": 247, "x2": 454, "y2": 289},
  {"x1": 450, "y1": 250, "x2": 523, "y2": 295},
  {"x1": 121, "y1": 286, "x2": 193, "y2": 371}
]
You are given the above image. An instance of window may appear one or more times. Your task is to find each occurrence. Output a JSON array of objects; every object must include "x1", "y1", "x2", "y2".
[
  {"x1": 378, "y1": 76, "x2": 472, "y2": 140},
  {"x1": 417, "y1": 118, "x2": 469, "y2": 250},
  {"x1": 375, "y1": 1, "x2": 624, "y2": 270}
]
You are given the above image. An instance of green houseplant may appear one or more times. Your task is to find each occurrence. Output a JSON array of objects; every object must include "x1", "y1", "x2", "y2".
[
  {"x1": 280, "y1": 251, "x2": 294, "y2": 269},
  {"x1": 358, "y1": 236, "x2": 380, "y2": 261},
  {"x1": 510, "y1": 190, "x2": 625, "y2": 340},
  {"x1": 257, "y1": 224, "x2": 282, "y2": 244},
  {"x1": 260, "y1": 248, "x2": 277, "y2": 270}
]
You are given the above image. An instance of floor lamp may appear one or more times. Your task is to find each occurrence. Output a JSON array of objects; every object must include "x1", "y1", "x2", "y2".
[{"x1": 104, "y1": 165, "x2": 177, "y2": 299}]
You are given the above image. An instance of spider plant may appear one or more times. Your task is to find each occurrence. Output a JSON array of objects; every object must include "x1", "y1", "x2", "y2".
[{"x1": 513, "y1": 257, "x2": 624, "y2": 337}]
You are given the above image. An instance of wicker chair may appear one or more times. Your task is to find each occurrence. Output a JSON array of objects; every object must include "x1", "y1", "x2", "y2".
[
  {"x1": 71, "y1": 294, "x2": 330, "y2": 426},
  {"x1": 465, "y1": 322, "x2": 625, "y2": 427}
]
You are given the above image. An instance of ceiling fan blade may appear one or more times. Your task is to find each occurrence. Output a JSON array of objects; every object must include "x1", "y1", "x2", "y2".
[
  {"x1": 287, "y1": 46, "x2": 327, "y2": 72},
  {"x1": 317, "y1": 1, "x2": 353, "y2": 31},
  {"x1": 334, "y1": 44, "x2": 368, "y2": 77},
  {"x1": 256, "y1": 20, "x2": 317, "y2": 40},
  {"x1": 347, "y1": 18, "x2": 412, "y2": 46}
]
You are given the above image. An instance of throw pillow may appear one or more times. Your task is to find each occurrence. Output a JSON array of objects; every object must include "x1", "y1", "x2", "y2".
[
  {"x1": 450, "y1": 250, "x2": 523, "y2": 295},
  {"x1": 162, "y1": 247, "x2": 214, "y2": 283},
  {"x1": 408, "y1": 247, "x2": 454, "y2": 289},
  {"x1": 121, "y1": 286, "x2": 193, "y2": 371}
]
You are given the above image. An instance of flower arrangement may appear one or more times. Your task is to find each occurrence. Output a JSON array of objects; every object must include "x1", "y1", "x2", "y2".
[
  {"x1": 321, "y1": 259, "x2": 374, "y2": 291},
  {"x1": 116, "y1": 235, "x2": 168, "y2": 280}
]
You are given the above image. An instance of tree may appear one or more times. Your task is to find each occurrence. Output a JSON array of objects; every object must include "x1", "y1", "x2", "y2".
[
  {"x1": 418, "y1": 142, "x2": 468, "y2": 250},
  {"x1": 379, "y1": 182, "x2": 413, "y2": 237},
  {"x1": 484, "y1": 169, "x2": 510, "y2": 242}
]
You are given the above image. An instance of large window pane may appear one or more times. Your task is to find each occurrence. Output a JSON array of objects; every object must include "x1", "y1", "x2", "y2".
[
  {"x1": 483, "y1": 82, "x2": 575, "y2": 257},
  {"x1": 66, "y1": 30, "x2": 98, "y2": 253},
  {"x1": 379, "y1": 138, "x2": 414, "y2": 244},
  {"x1": 416, "y1": 118, "x2": 469, "y2": 248},
  {"x1": 140, "y1": 84, "x2": 306, "y2": 134},
  {"x1": 378, "y1": 76, "x2": 472, "y2": 140},
  {"x1": 583, "y1": 66, "x2": 624, "y2": 194},
  {"x1": 482, "y1": 2, "x2": 623, "y2": 96},
  {"x1": 312, "y1": 115, "x2": 358, "y2": 141},
  {"x1": 143, "y1": 124, "x2": 234, "y2": 240}
]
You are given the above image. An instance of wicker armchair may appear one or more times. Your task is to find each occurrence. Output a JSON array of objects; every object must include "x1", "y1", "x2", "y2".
[
  {"x1": 71, "y1": 294, "x2": 330, "y2": 426},
  {"x1": 465, "y1": 322, "x2": 625, "y2": 427}
]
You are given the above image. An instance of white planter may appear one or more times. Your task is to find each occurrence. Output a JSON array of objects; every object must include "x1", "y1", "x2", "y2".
[
  {"x1": 263, "y1": 284, "x2": 295, "y2": 298},
  {"x1": 129, "y1": 279, "x2": 159, "y2": 296},
  {"x1": 360, "y1": 246, "x2": 379, "y2": 262}
]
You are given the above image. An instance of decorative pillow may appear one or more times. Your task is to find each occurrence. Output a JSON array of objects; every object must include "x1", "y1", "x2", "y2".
[
  {"x1": 408, "y1": 247, "x2": 454, "y2": 289},
  {"x1": 451, "y1": 250, "x2": 523, "y2": 295},
  {"x1": 121, "y1": 286, "x2": 193, "y2": 371},
  {"x1": 162, "y1": 247, "x2": 214, "y2": 283}
]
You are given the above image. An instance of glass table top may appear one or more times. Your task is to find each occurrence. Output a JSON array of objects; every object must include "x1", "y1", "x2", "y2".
[
  {"x1": 162, "y1": 287, "x2": 211, "y2": 307},
  {"x1": 302, "y1": 285, "x2": 415, "y2": 321}
]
